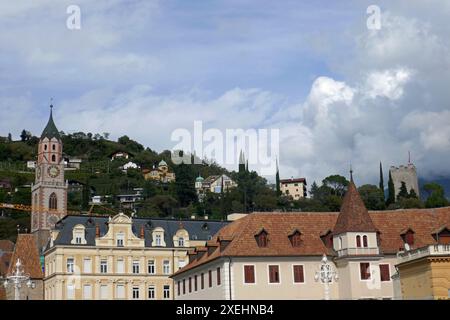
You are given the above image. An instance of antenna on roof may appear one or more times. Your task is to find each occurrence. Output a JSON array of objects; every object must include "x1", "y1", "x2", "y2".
[
  {"x1": 350, "y1": 164, "x2": 354, "y2": 182},
  {"x1": 408, "y1": 150, "x2": 411, "y2": 164}
]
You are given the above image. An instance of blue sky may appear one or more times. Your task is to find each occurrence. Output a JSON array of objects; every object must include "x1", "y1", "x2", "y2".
[{"x1": 1, "y1": 0, "x2": 450, "y2": 185}]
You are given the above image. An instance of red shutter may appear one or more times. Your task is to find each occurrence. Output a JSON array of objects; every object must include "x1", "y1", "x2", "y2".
[
  {"x1": 217, "y1": 267, "x2": 221, "y2": 286},
  {"x1": 380, "y1": 264, "x2": 390, "y2": 282},
  {"x1": 201, "y1": 273, "x2": 204, "y2": 289},
  {"x1": 405, "y1": 231, "x2": 414, "y2": 245},
  {"x1": 269, "y1": 265, "x2": 279, "y2": 283},
  {"x1": 244, "y1": 265, "x2": 255, "y2": 283},
  {"x1": 194, "y1": 275, "x2": 198, "y2": 291},
  {"x1": 293, "y1": 265, "x2": 304, "y2": 283},
  {"x1": 209, "y1": 270, "x2": 212, "y2": 287},
  {"x1": 360, "y1": 263, "x2": 370, "y2": 280}
]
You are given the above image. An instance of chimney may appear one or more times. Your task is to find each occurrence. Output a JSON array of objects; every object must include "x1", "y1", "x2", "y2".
[
  {"x1": 140, "y1": 224, "x2": 145, "y2": 239},
  {"x1": 95, "y1": 224, "x2": 100, "y2": 237}
]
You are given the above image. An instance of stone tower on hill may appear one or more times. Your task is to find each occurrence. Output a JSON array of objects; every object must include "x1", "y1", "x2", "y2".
[{"x1": 389, "y1": 163, "x2": 419, "y2": 200}]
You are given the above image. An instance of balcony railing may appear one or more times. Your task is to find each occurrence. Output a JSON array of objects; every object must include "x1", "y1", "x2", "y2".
[
  {"x1": 337, "y1": 247, "x2": 379, "y2": 257},
  {"x1": 397, "y1": 244, "x2": 450, "y2": 263}
]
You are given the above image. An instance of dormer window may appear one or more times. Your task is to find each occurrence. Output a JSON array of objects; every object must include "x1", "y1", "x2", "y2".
[
  {"x1": 116, "y1": 233, "x2": 124, "y2": 247},
  {"x1": 156, "y1": 234, "x2": 162, "y2": 246},
  {"x1": 432, "y1": 227, "x2": 450, "y2": 245},
  {"x1": 255, "y1": 229, "x2": 268, "y2": 247},
  {"x1": 178, "y1": 237, "x2": 185, "y2": 247},
  {"x1": 289, "y1": 230, "x2": 302, "y2": 247},
  {"x1": 152, "y1": 227, "x2": 166, "y2": 247},
  {"x1": 71, "y1": 224, "x2": 86, "y2": 245},
  {"x1": 401, "y1": 229, "x2": 415, "y2": 249}
]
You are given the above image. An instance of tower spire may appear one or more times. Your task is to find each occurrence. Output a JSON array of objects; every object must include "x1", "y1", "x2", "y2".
[{"x1": 350, "y1": 164, "x2": 354, "y2": 183}]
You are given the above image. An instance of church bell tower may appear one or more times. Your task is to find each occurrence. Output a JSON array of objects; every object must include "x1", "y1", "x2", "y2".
[{"x1": 31, "y1": 105, "x2": 68, "y2": 247}]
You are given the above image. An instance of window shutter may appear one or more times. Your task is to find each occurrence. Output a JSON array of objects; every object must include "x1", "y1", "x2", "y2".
[
  {"x1": 244, "y1": 265, "x2": 255, "y2": 283},
  {"x1": 293, "y1": 265, "x2": 304, "y2": 283},
  {"x1": 380, "y1": 264, "x2": 390, "y2": 282}
]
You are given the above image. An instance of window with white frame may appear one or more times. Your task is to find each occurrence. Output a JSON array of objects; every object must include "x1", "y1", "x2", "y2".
[
  {"x1": 178, "y1": 237, "x2": 185, "y2": 247},
  {"x1": 132, "y1": 287, "x2": 140, "y2": 299},
  {"x1": 133, "y1": 261, "x2": 140, "y2": 274},
  {"x1": 163, "y1": 260, "x2": 170, "y2": 275},
  {"x1": 117, "y1": 233, "x2": 124, "y2": 247},
  {"x1": 67, "y1": 284, "x2": 75, "y2": 299},
  {"x1": 67, "y1": 258, "x2": 74, "y2": 273},
  {"x1": 148, "y1": 286, "x2": 155, "y2": 300},
  {"x1": 71, "y1": 225, "x2": 86, "y2": 245},
  {"x1": 100, "y1": 285, "x2": 108, "y2": 299},
  {"x1": 83, "y1": 258, "x2": 92, "y2": 273},
  {"x1": 100, "y1": 260, "x2": 108, "y2": 273},
  {"x1": 148, "y1": 260, "x2": 155, "y2": 274},
  {"x1": 83, "y1": 284, "x2": 92, "y2": 299},
  {"x1": 116, "y1": 284, "x2": 125, "y2": 299},
  {"x1": 155, "y1": 234, "x2": 162, "y2": 246},
  {"x1": 163, "y1": 285, "x2": 170, "y2": 299},
  {"x1": 117, "y1": 259, "x2": 125, "y2": 273}
]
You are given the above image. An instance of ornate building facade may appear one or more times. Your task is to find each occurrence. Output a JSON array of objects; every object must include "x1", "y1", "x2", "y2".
[
  {"x1": 31, "y1": 106, "x2": 68, "y2": 250},
  {"x1": 43, "y1": 213, "x2": 228, "y2": 300}
]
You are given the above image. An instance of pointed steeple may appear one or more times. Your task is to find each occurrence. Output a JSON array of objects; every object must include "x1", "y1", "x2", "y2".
[
  {"x1": 41, "y1": 104, "x2": 61, "y2": 140},
  {"x1": 238, "y1": 150, "x2": 246, "y2": 173},
  {"x1": 333, "y1": 180, "x2": 377, "y2": 235}
]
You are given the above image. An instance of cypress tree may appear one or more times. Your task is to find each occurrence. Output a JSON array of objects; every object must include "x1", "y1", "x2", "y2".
[
  {"x1": 397, "y1": 181, "x2": 409, "y2": 199},
  {"x1": 408, "y1": 188, "x2": 418, "y2": 199},
  {"x1": 379, "y1": 162, "x2": 384, "y2": 192},
  {"x1": 387, "y1": 171, "x2": 395, "y2": 205},
  {"x1": 275, "y1": 159, "x2": 281, "y2": 197}
]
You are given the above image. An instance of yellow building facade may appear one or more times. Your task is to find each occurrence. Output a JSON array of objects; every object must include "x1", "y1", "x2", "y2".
[
  {"x1": 44, "y1": 213, "x2": 228, "y2": 300},
  {"x1": 397, "y1": 244, "x2": 450, "y2": 300}
]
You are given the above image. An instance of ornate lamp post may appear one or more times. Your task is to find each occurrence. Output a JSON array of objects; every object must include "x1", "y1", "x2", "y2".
[
  {"x1": 3, "y1": 258, "x2": 35, "y2": 300},
  {"x1": 314, "y1": 254, "x2": 338, "y2": 300}
]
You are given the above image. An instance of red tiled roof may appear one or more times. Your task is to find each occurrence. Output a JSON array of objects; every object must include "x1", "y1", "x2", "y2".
[
  {"x1": 0, "y1": 252, "x2": 12, "y2": 276},
  {"x1": 0, "y1": 240, "x2": 14, "y2": 253},
  {"x1": 173, "y1": 207, "x2": 450, "y2": 276},
  {"x1": 333, "y1": 181, "x2": 378, "y2": 234},
  {"x1": 8, "y1": 234, "x2": 43, "y2": 279},
  {"x1": 280, "y1": 178, "x2": 306, "y2": 184}
]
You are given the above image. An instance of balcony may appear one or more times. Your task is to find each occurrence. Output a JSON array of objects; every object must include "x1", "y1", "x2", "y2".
[
  {"x1": 337, "y1": 247, "x2": 380, "y2": 257},
  {"x1": 397, "y1": 244, "x2": 450, "y2": 263}
]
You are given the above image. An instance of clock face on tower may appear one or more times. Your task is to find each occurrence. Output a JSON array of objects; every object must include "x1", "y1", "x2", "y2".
[
  {"x1": 47, "y1": 214, "x2": 59, "y2": 227},
  {"x1": 47, "y1": 165, "x2": 61, "y2": 178}
]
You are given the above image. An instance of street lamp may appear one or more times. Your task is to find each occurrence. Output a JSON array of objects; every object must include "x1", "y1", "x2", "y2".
[
  {"x1": 314, "y1": 254, "x2": 338, "y2": 300},
  {"x1": 3, "y1": 258, "x2": 35, "y2": 300}
]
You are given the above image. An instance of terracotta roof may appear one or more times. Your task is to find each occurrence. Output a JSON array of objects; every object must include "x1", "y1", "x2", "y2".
[
  {"x1": 8, "y1": 234, "x2": 43, "y2": 279},
  {"x1": 0, "y1": 252, "x2": 12, "y2": 276},
  {"x1": 333, "y1": 181, "x2": 378, "y2": 234},
  {"x1": 0, "y1": 240, "x2": 14, "y2": 253},
  {"x1": 173, "y1": 207, "x2": 450, "y2": 277}
]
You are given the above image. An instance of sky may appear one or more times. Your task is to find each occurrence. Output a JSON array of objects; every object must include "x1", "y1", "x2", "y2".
[{"x1": 1, "y1": 0, "x2": 450, "y2": 185}]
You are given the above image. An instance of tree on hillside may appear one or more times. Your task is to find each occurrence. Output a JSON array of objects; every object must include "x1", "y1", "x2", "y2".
[
  {"x1": 322, "y1": 175, "x2": 349, "y2": 197},
  {"x1": 424, "y1": 182, "x2": 449, "y2": 208},
  {"x1": 174, "y1": 163, "x2": 197, "y2": 207},
  {"x1": 387, "y1": 171, "x2": 395, "y2": 205},
  {"x1": 7, "y1": 133, "x2": 12, "y2": 142},
  {"x1": 358, "y1": 184, "x2": 386, "y2": 210},
  {"x1": 20, "y1": 130, "x2": 31, "y2": 142}
]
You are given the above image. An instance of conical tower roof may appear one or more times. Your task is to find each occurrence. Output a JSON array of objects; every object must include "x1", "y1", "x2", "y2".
[
  {"x1": 41, "y1": 105, "x2": 61, "y2": 140},
  {"x1": 333, "y1": 181, "x2": 378, "y2": 235}
]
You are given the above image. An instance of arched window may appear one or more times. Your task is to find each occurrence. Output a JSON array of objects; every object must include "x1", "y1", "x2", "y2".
[
  {"x1": 44, "y1": 144, "x2": 48, "y2": 151},
  {"x1": 49, "y1": 193, "x2": 57, "y2": 210},
  {"x1": 52, "y1": 155, "x2": 56, "y2": 162},
  {"x1": 363, "y1": 235, "x2": 368, "y2": 248},
  {"x1": 356, "y1": 235, "x2": 361, "y2": 248},
  {"x1": 178, "y1": 237, "x2": 185, "y2": 247},
  {"x1": 52, "y1": 144, "x2": 56, "y2": 151}
]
